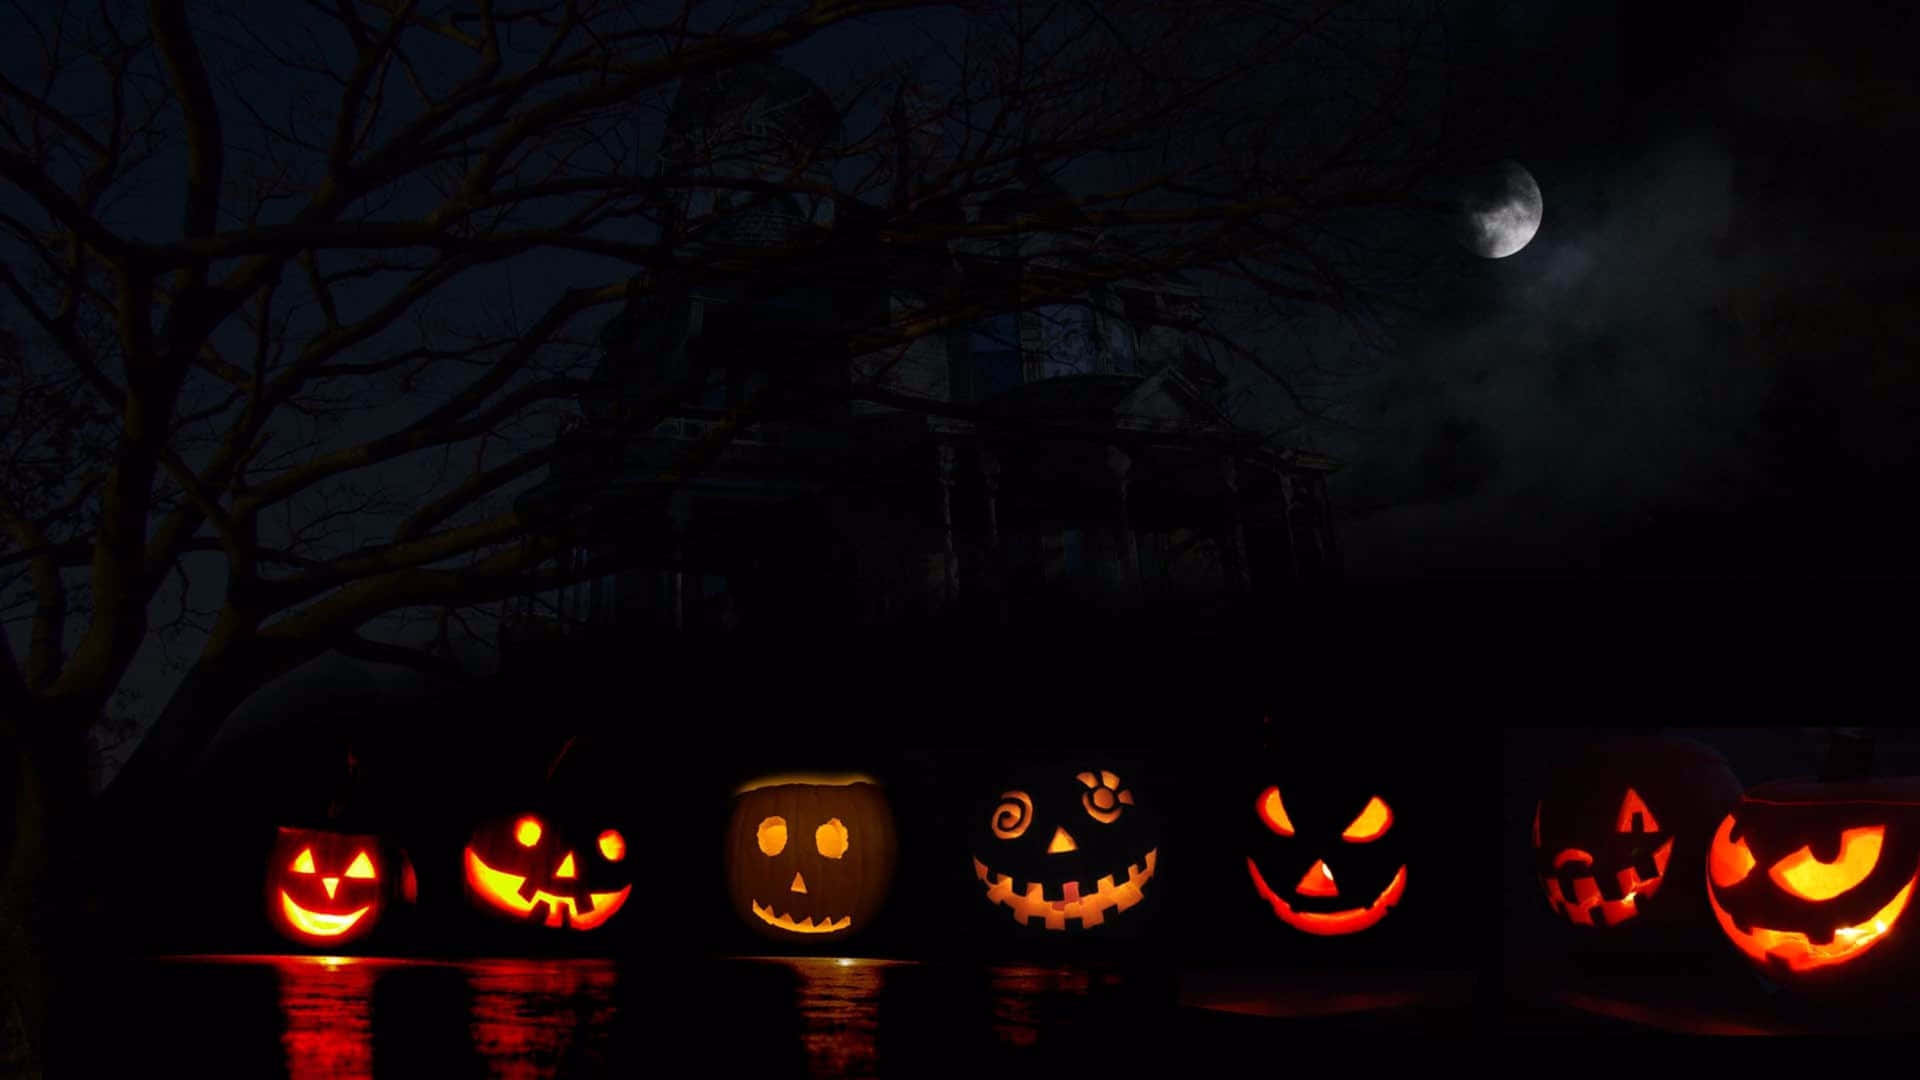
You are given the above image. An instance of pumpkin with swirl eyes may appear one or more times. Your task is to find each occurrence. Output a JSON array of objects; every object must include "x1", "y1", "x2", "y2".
[
  {"x1": 1532, "y1": 737, "x2": 1741, "y2": 931},
  {"x1": 969, "y1": 764, "x2": 1163, "y2": 934},
  {"x1": 1707, "y1": 777, "x2": 1920, "y2": 992}
]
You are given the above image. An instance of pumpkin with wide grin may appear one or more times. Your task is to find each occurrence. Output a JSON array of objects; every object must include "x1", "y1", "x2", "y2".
[
  {"x1": 1247, "y1": 787, "x2": 1407, "y2": 936},
  {"x1": 1247, "y1": 859, "x2": 1406, "y2": 936},
  {"x1": 1706, "y1": 781, "x2": 1920, "y2": 978},
  {"x1": 266, "y1": 827, "x2": 412, "y2": 947},
  {"x1": 970, "y1": 769, "x2": 1164, "y2": 932},
  {"x1": 464, "y1": 815, "x2": 631, "y2": 931}
]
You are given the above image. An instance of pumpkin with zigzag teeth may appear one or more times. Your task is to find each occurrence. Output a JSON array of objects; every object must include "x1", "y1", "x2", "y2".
[
  {"x1": 724, "y1": 776, "x2": 898, "y2": 942},
  {"x1": 968, "y1": 764, "x2": 1163, "y2": 934}
]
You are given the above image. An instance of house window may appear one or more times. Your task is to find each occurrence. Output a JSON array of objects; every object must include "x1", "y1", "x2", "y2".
[
  {"x1": 969, "y1": 313, "x2": 1022, "y2": 398},
  {"x1": 1034, "y1": 303, "x2": 1097, "y2": 380}
]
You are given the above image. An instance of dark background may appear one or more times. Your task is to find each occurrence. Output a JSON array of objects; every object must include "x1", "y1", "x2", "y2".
[{"x1": 1334, "y1": 0, "x2": 1920, "y2": 577}]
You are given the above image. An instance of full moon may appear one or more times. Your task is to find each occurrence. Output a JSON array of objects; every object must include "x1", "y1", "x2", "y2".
[{"x1": 1456, "y1": 159, "x2": 1542, "y2": 259}]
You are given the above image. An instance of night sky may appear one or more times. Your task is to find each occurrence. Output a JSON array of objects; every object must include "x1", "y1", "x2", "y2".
[{"x1": 1328, "y1": 1, "x2": 1920, "y2": 577}]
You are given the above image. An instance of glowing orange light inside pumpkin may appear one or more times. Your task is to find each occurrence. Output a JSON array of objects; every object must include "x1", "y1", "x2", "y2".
[
  {"x1": 1615, "y1": 788, "x2": 1661, "y2": 833},
  {"x1": 1257, "y1": 787, "x2": 1295, "y2": 836},
  {"x1": 292, "y1": 849, "x2": 316, "y2": 874},
  {"x1": 516, "y1": 818, "x2": 543, "y2": 846},
  {"x1": 598, "y1": 830, "x2": 625, "y2": 861},
  {"x1": 757, "y1": 816, "x2": 788, "y2": 856},
  {"x1": 992, "y1": 792, "x2": 1033, "y2": 840},
  {"x1": 279, "y1": 892, "x2": 371, "y2": 938},
  {"x1": 1249, "y1": 859, "x2": 1406, "y2": 936},
  {"x1": 344, "y1": 851, "x2": 376, "y2": 879},
  {"x1": 463, "y1": 849, "x2": 631, "y2": 930},
  {"x1": 555, "y1": 852, "x2": 577, "y2": 879},
  {"x1": 1342, "y1": 796, "x2": 1394, "y2": 842},
  {"x1": 1709, "y1": 815, "x2": 1756, "y2": 888},
  {"x1": 1710, "y1": 872, "x2": 1914, "y2": 972},
  {"x1": 1048, "y1": 827, "x2": 1078, "y2": 854},
  {"x1": 1296, "y1": 859, "x2": 1339, "y2": 897},
  {"x1": 816, "y1": 818, "x2": 849, "y2": 859},
  {"x1": 1768, "y1": 826, "x2": 1883, "y2": 901}
]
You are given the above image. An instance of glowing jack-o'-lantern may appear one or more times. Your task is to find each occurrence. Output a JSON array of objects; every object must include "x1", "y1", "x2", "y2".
[
  {"x1": 724, "y1": 775, "x2": 898, "y2": 940},
  {"x1": 1533, "y1": 736, "x2": 1741, "y2": 930},
  {"x1": 1705, "y1": 778, "x2": 1920, "y2": 989},
  {"x1": 464, "y1": 813, "x2": 631, "y2": 931},
  {"x1": 969, "y1": 765, "x2": 1162, "y2": 932},
  {"x1": 266, "y1": 826, "x2": 416, "y2": 947},
  {"x1": 1247, "y1": 786, "x2": 1406, "y2": 936}
]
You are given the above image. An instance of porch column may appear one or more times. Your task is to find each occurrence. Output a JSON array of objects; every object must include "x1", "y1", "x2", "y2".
[
  {"x1": 1220, "y1": 456, "x2": 1252, "y2": 595},
  {"x1": 980, "y1": 445, "x2": 1009, "y2": 624},
  {"x1": 936, "y1": 442, "x2": 959, "y2": 609},
  {"x1": 1107, "y1": 444, "x2": 1143, "y2": 603}
]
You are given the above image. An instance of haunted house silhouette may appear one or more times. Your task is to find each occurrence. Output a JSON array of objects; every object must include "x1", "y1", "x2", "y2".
[{"x1": 504, "y1": 63, "x2": 1339, "y2": 658}]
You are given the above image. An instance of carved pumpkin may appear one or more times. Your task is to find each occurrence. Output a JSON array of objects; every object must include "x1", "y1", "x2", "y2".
[
  {"x1": 1706, "y1": 777, "x2": 1920, "y2": 990},
  {"x1": 724, "y1": 776, "x2": 898, "y2": 940},
  {"x1": 1246, "y1": 783, "x2": 1406, "y2": 936},
  {"x1": 266, "y1": 826, "x2": 416, "y2": 948},
  {"x1": 464, "y1": 812, "x2": 632, "y2": 931},
  {"x1": 1533, "y1": 736, "x2": 1741, "y2": 929},
  {"x1": 968, "y1": 764, "x2": 1162, "y2": 932}
]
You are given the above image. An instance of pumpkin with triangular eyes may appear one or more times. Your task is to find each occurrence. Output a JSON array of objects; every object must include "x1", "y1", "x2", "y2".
[
  {"x1": 1707, "y1": 777, "x2": 1920, "y2": 991},
  {"x1": 969, "y1": 765, "x2": 1163, "y2": 933},
  {"x1": 1532, "y1": 737, "x2": 1741, "y2": 930},
  {"x1": 266, "y1": 826, "x2": 417, "y2": 948}
]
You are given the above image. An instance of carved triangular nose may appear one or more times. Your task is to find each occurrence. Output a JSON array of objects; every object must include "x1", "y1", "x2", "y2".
[
  {"x1": 1048, "y1": 827, "x2": 1077, "y2": 854},
  {"x1": 791, "y1": 872, "x2": 807, "y2": 894},
  {"x1": 1295, "y1": 860, "x2": 1339, "y2": 898},
  {"x1": 322, "y1": 877, "x2": 340, "y2": 899},
  {"x1": 555, "y1": 853, "x2": 577, "y2": 879}
]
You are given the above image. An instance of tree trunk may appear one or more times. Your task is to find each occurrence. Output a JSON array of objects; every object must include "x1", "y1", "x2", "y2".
[{"x1": 2, "y1": 706, "x2": 90, "y2": 1078}]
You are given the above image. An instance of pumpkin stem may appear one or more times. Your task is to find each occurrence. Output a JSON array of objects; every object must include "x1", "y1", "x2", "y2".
[
  {"x1": 546, "y1": 735, "x2": 581, "y2": 782},
  {"x1": 1821, "y1": 728, "x2": 1874, "y2": 782}
]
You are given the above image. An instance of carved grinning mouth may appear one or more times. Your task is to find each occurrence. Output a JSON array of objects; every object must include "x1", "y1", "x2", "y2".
[
  {"x1": 750, "y1": 901, "x2": 853, "y2": 934},
  {"x1": 464, "y1": 849, "x2": 632, "y2": 930},
  {"x1": 279, "y1": 892, "x2": 371, "y2": 938},
  {"x1": 1709, "y1": 873, "x2": 1918, "y2": 972},
  {"x1": 1248, "y1": 859, "x2": 1406, "y2": 935},
  {"x1": 972, "y1": 849, "x2": 1157, "y2": 930},
  {"x1": 1540, "y1": 838, "x2": 1674, "y2": 927}
]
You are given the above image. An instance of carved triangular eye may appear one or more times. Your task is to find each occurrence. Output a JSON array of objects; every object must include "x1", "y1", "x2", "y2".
[
  {"x1": 1615, "y1": 789, "x2": 1661, "y2": 834},
  {"x1": 291, "y1": 849, "x2": 316, "y2": 874},
  {"x1": 345, "y1": 851, "x2": 376, "y2": 879}
]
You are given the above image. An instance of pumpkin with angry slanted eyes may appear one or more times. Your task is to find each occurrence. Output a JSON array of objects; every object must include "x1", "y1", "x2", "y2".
[
  {"x1": 1533, "y1": 736, "x2": 1741, "y2": 930},
  {"x1": 1707, "y1": 777, "x2": 1920, "y2": 991},
  {"x1": 266, "y1": 826, "x2": 417, "y2": 948},
  {"x1": 464, "y1": 812, "x2": 632, "y2": 931},
  {"x1": 969, "y1": 764, "x2": 1162, "y2": 933},
  {"x1": 1247, "y1": 783, "x2": 1406, "y2": 936},
  {"x1": 724, "y1": 776, "x2": 898, "y2": 941}
]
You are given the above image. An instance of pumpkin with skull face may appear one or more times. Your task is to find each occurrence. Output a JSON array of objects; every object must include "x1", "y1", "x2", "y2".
[
  {"x1": 1532, "y1": 736, "x2": 1741, "y2": 930},
  {"x1": 724, "y1": 776, "x2": 899, "y2": 941},
  {"x1": 1706, "y1": 778, "x2": 1920, "y2": 990},
  {"x1": 1246, "y1": 780, "x2": 1407, "y2": 937},
  {"x1": 969, "y1": 765, "x2": 1162, "y2": 932},
  {"x1": 267, "y1": 826, "x2": 417, "y2": 948},
  {"x1": 464, "y1": 812, "x2": 632, "y2": 931}
]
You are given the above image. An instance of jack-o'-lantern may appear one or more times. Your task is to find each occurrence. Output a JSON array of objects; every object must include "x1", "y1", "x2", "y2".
[
  {"x1": 969, "y1": 765, "x2": 1162, "y2": 932},
  {"x1": 1533, "y1": 736, "x2": 1741, "y2": 929},
  {"x1": 464, "y1": 813, "x2": 632, "y2": 931},
  {"x1": 1246, "y1": 784, "x2": 1406, "y2": 936},
  {"x1": 1706, "y1": 778, "x2": 1920, "y2": 990},
  {"x1": 266, "y1": 826, "x2": 417, "y2": 947},
  {"x1": 724, "y1": 776, "x2": 899, "y2": 940}
]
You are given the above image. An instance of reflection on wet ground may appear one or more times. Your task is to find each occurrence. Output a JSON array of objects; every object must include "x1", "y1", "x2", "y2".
[{"x1": 105, "y1": 954, "x2": 1468, "y2": 1077}]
